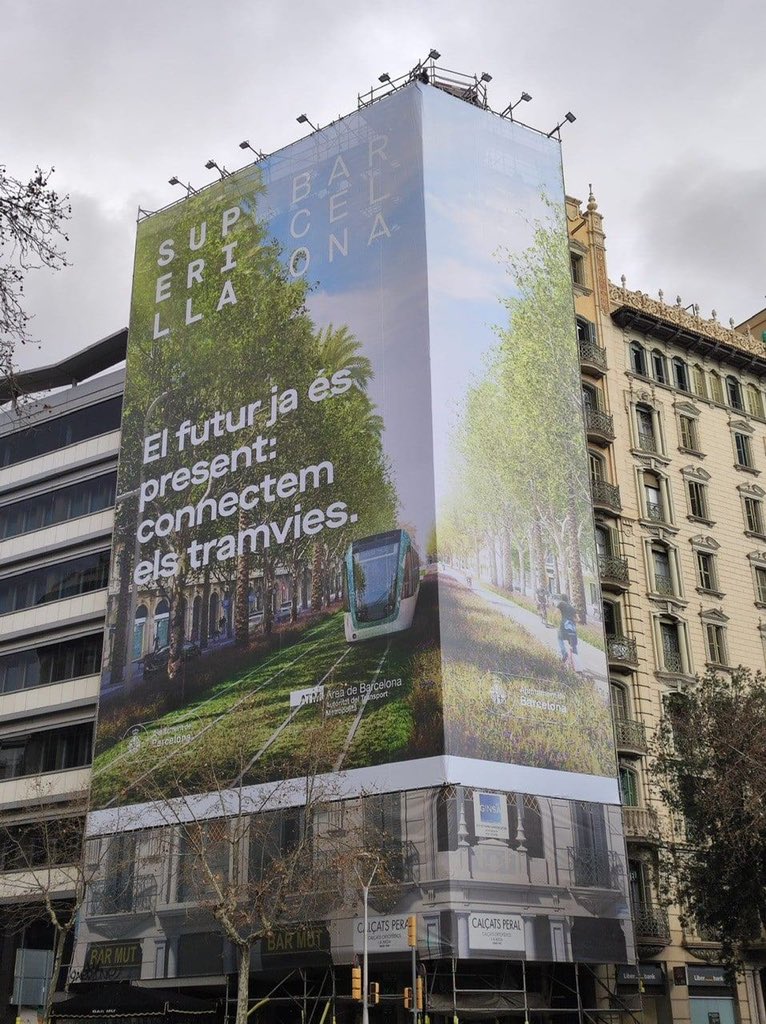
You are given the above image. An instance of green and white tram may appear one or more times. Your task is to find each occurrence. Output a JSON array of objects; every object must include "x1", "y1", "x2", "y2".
[{"x1": 342, "y1": 529, "x2": 420, "y2": 642}]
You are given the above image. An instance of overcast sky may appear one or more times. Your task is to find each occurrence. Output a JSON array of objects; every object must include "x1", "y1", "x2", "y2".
[{"x1": 3, "y1": 0, "x2": 765, "y2": 371}]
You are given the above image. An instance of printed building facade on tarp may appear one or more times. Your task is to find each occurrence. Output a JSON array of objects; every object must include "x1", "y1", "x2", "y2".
[{"x1": 74, "y1": 82, "x2": 633, "y2": 981}]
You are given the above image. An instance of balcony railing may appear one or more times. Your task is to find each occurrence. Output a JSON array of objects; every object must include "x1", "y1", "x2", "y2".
[
  {"x1": 599, "y1": 554, "x2": 629, "y2": 587},
  {"x1": 585, "y1": 408, "x2": 616, "y2": 443},
  {"x1": 568, "y1": 847, "x2": 623, "y2": 889},
  {"x1": 613, "y1": 716, "x2": 647, "y2": 753},
  {"x1": 661, "y1": 647, "x2": 683, "y2": 673},
  {"x1": 637, "y1": 431, "x2": 657, "y2": 453},
  {"x1": 632, "y1": 901, "x2": 670, "y2": 944},
  {"x1": 607, "y1": 634, "x2": 638, "y2": 667},
  {"x1": 579, "y1": 339, "x2": 607, "y2": 375},
  {"x1": 645, "y1": 501, "x2": 665, "y2": 522},
  {"x1": 591, "y1": 479, "x2": 622, "y2": 513},
  {"x1": 87, "y1": 875, "x2": 157, "y2": 916},
  {"x1": 653, "y1": 572, "x2": 674, "y2": 596},
  {"x1": 622, "y1": 806, "x2": 659, "y2": 842}
]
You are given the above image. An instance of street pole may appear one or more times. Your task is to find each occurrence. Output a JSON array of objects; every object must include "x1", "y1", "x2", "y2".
[
  {"x1": 411, "y1": 944, "x2": 418, "y2": 1024},
  {"x1": 355, "y1": 857, "x2": 378, "y2": 1024}
]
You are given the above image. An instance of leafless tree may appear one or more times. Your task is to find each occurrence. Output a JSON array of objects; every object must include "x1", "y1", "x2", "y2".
[{"x1": 0, "y1": 164, "x2": 71, "y2": 386}]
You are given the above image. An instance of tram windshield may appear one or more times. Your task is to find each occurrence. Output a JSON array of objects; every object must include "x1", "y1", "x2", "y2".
[{"x1": 351, "y1": 533, "x2": 401, "y2": 622}]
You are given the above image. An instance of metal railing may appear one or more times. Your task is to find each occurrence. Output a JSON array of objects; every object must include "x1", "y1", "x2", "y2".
[
  {"x1": 606, "y1": 634, "x2": 638, "y2": 666},
  {"x1": 637, "y1": 430, "x2": 657, "y2": 453},
  {"x1": 632, "y1": 901, "x2": 670, "y2": 943},
  {"x1": 645, "y1": 501, "x2": 665, "y2": 522},
  {"x1": 653, "y1": 572, "x2": 674, "y2": 596},
  {"x1": 613, "y1": 716, "x2": 647, "y2": 752},
  {"x1": 568, "y1": 847, "x2": 623, "y2": 889},
  {"x1": 585, "y1": 408, "x2": 616, "y2": 439},
  {"x1": 579, "y1": 339, "x2": 607, "y2": 371},
  {"x1": 87, "y1": 875, "x2": 157, "y2": 915},
  {"x1": 599, "y1": 554, "x2": 629, "y2": 585},
  {"x1": 662, "y1": 646, "x2": 683, "y2": 672},
  {"x1": 591, "y1": 479, "x2": 622, "y2": 512}
]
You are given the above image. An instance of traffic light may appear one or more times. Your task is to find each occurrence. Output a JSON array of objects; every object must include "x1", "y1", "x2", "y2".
[
  {"x1": 416, "y1": 976, "x2": 424, "y2": 1011},
  {"x1": 369, "y1": 982, "x2": 380, "y2": 1006},
  {"x1": 404, "y1": 987, "x2": 414, "y2": 1010},
  {"x1": 407, "y1": 914, "x2": 417, "y2": 947},
  {"x1": 351, "y1": 966, "x2": 362, "y2": 1001}
]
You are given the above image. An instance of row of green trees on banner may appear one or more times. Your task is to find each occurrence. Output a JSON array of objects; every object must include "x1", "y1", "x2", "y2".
[
  {"x1": 437, "y1": 205, "x2": 594, "y2": 623},
  {"x1": 108, "y1": 172, "x2": 397, "y2": 686}
]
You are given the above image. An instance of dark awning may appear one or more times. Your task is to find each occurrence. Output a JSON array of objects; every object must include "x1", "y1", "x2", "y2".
[{"x1": 52, "y1": 985, "x2": 217, "y2": 1020}]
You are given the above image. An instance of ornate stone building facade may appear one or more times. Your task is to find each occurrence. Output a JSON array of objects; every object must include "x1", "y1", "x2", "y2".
[{"x1": 568, "y1": 191, "x2": 766, "y2": 1024}]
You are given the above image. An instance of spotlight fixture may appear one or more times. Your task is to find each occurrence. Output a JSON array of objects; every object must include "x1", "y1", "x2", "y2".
[
  {"x1": 480, "y1": 72, "x2": 493, "y2": 83},
  {"x1": 296, "y1": 114, "x2": 318, "y2": 130},
  {"x1": 168, "y1": 176, "x2": 196, "y2": 195},
  {"x1": 500, "y1": 91, "x2": 532, "y2": 119},
  {"x1": 378, "y1": 73, "x2": 391, "y2": 83},
  {"x1": 204, "y1": 158, "x2": 230, "y2": 178},
  {"x1": 239, "y1": 140, "x2": 265, "y2": 159},
  {"x1": 547, "y1": 111, "x2": 577, "y2": 137},
  {"x1": 428, "y1": 49, "x2": 441, "y2": 60}
]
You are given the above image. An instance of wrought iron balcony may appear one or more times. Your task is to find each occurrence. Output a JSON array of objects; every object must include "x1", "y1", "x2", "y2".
[
  {"x1": 599, "y1": 553, "x2": 629, "y2": 589},
  {"x1": 661, "y1": 647, "x2": 683, "y2": 673},
  {"x1": 613, "y1": 716, "x2": 647, "y2": 754},
  {"x1": 632, "y1": 901, "x2": 671, "y2": 945},
  {"x1": 637, "y1": 431, "x2": 657, "y2": 453},
  {"x1": 579, "y1": 339, "x2": 607, "y2": 377},
  {"x1": 87, "y1": 875, "x2": 157, "y2": 916},
  {"x1": 645, "y1": 501, "x2": 666, "y2": 523},
  {"x1": 653, "y1": 572, "x2": 674, "y2": 596},
  {"x1": 622, "y1": 806, "x2": 659, "y2": 843},
  {"x1": 591, "y1": 478, "x2": 622, "y2": 513},
  {"x1": 568, "y1": 847, "x2": 623, "y2": 889},
  {"x1": 585, "y1": 408, "x2": 616, "y2": 445},
  {"x1": 606, "y1": 634, "x2": 638, "y2": 667}
]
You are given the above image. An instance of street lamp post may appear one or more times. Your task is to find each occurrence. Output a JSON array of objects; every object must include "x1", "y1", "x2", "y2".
[{"x1": 355, "y1": 856, "x2": 379, "y2": 1024}]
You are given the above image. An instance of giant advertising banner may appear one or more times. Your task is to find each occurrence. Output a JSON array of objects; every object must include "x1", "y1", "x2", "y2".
[
  {"x1": 90, "y1": 82, "x2": 618, "y2": 822},
  {"x1": 77, "y1": 81, "x2": 634, "y2": 976}
]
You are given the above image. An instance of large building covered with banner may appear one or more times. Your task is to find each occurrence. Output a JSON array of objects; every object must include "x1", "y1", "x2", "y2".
[{"x1": 0, "y1": 59, "x2": 763, "y2": 1024}]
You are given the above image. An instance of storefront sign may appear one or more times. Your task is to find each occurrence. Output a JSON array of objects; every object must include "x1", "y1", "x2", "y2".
[
  {"x1": 617, "y1": 963, "x2": 665, "y2": 987},
  {"x1": 353, "y1": 915, "x2": 411, "y2": 953},
  {"x1": 84, "y1": 941, "x2": 142, "y2": 977},
  {"x1": 467, "y1": 913, "x2": 525, "y2": 952},
  {"x1": 687, "y1": 965, "x2": 729, "y2": 987}
]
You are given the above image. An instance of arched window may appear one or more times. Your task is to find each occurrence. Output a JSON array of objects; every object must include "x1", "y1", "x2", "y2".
[
  {"x1": 672, "y1": 357, "x2": 690, "y2": 392},
  {"x1": 692, "y1": 364, "x2": 707, "y2": 398},
  {"x1": 133, "y1": 605, "x2": 148, "y2": 661},
  {"x1": 154, "y1": 599, "x2": 170, "y2": 650},
  {"x1": 630, "y1": 342, "x2": 647, "y2": 377},
  {"x1": 651, "y1": 350, "x2": 668, "y2": 384},
  {"x1": 709, "y1": 370, "x2": 724, "y2": 404},
  {"x1": 726, "y1": 375, "x2": 743, "y2": 410}
]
